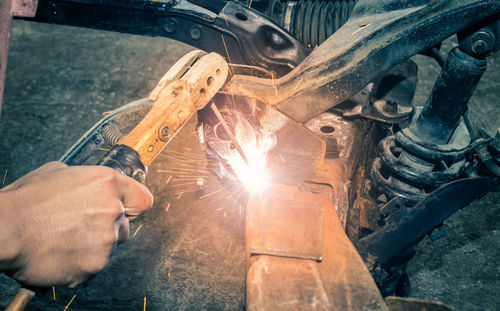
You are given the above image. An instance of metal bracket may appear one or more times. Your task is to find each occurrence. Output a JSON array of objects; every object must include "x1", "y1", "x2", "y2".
[{"x1": 247, "y1": 183, "x2": 326, "y2": 261}]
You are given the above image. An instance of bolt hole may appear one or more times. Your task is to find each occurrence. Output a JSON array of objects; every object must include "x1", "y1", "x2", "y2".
[
  {"x1": 320, "y1": 126, "x2": 335, "y2": 134},
  {"x1": 200, "y1": 88, "x2": 206, "y2": 94},
  {"x1": 236, "y1": 12, "x2": 248, "y2": 21},
  {"x1": 207, "y1": 76, "x2": 213, "y2": 86},
  {"x1": 216, "y1": 69, "x2": 221, "y2": 75}
]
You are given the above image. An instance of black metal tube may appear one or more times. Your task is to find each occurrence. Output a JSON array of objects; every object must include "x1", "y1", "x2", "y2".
[
  {"x1": 411, "y1": 47, "x2": 487, "y2": 144},
  {"x1": 98, "y1": 144, "x2": 147, "y2": 183}
]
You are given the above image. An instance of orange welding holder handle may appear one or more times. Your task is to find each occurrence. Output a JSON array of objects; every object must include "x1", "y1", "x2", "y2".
[{"x1": 117, "y1": 50, "x2": 229, "y2": 168}]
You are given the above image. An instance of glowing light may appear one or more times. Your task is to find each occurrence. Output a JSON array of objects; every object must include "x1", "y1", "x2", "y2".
[{"x1": 226, "y1": 116, "x2": 275, "y2": 193}]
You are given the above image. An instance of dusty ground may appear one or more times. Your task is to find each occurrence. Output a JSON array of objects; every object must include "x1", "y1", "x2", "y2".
[{"x1": 0, "y1": 21, "x2": 498, "y2": 310}]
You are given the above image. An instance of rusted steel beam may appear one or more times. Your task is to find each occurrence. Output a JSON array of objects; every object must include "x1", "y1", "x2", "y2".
[{"x1": 246, "y1": 176, "x2": 387, "y2": 310}]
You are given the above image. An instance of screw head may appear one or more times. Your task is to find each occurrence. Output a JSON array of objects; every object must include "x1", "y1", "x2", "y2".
[
  {"x1": 164, "y1": 17, "x2": 177, "y2": 33},
  {"x1": 472, "y1": 39, "x2": 488, "y2": 55},
  {"x1": 159, "y1": 125, "x2": 170, "y2": 141},
  {"x1": 189, "y1": 24, "x2": 202, "y2": 40}
]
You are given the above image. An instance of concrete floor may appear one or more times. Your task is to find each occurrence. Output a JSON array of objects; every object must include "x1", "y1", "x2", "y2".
[{"x1": 0, "y1": 20, "x2": 498, "y2": 310}]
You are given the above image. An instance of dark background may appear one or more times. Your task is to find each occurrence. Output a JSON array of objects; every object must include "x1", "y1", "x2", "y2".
[{"x1": 0, "y1": 20, "x2": 498, "y2": 310}]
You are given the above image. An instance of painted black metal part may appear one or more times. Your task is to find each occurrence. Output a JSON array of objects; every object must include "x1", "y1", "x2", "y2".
[
  {"x1": 412, "y1": 48, "x2": 487, "y2": 145},
  {"x1": 359, "y1": 177, "x2": 495, "y2": 276},
  {"x1": 97, "y1": 144, "x2": 147, "y2": 183},
  {"x1": 21, "y1": 0, "x2": 310, "y2": 76}
]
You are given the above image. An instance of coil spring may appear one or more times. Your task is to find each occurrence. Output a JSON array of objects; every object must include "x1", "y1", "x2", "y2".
[
  {"x1": 269, "y1": 0, "x2": 357, "y2": 48},
  {"x1": 370, "y1": 128, "x2": 468, "y2": 205},
  {"x1": 101, "y1": 122, "x2": 124, "y2": 146}
]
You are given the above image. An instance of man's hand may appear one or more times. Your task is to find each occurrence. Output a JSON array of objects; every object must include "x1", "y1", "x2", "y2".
[{"x1": 0, "y1": 161, "x2": 153, "y2": 287}]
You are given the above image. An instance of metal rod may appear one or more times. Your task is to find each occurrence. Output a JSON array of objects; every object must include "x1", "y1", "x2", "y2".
[
  {"x1": 6, "y1": 288, "x2": 35, "y2": 311},
  {"x1": 210, "y1": 102, "x2": 250, "y2": 166}
]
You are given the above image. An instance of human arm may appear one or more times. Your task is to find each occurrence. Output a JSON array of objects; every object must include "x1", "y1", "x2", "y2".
[{"x1": 0, "y1": 161, "x2": 153, "y2": 287}]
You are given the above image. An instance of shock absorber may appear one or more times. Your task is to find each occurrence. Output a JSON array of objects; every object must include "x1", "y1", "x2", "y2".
[
  {"x1": 366, "y1": 22, "x2": 499, "y2": 297},
  {"x1": 268, "y1": 0, "x2": 357, "y2": 48},
  {"x1": 371, "y1": 27, "x2": 494, "y2": 206}
]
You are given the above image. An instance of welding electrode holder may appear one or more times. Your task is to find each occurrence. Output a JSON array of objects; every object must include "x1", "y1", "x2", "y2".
[{"x1": 97, "y1": 144, "x2": 147, "y2": 183}]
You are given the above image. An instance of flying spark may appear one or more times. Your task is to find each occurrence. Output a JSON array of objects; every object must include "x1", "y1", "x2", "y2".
[
  {"x1": 133, "y1": 224, "x2": 143, "y2": 237},
  {"x1": 63, "y1": 294, "x2": 76, "y2": 311},
  {"x1": 199, "y1": 188, "x2": 224, "y2": 199},
  {"x1": 220, "y1": 35, "x2": 234, "y2": 75}
]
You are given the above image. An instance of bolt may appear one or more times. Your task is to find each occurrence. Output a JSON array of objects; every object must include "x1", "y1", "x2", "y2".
[
  {"x1": 164, "y1": 17, "x2": 177, "y2": 33},
  {"x1": 469, "y1": 30, "x2": 494, "y2": 56},
  {"x1": 147, "y1": 145, "x2": 154, "y2": 152},
  {"x1": 159, "y1": 125, "x2": 170, "y2": 141},
  {"x1": 383, "y1": 100, "x2": 398, "y2": 114},
  {"x1": 472, "y1": 39, "x2": 488, "y2": 55},
  {"x1": 189, "y1": 24, "x2": 202, "y2": 40}
]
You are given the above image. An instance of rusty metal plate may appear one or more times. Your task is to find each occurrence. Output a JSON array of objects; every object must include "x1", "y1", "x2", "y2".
[
  {"x1": 246, "y1": 179, "x2": 388, "y2": 311},
  {"x1": 247, "y1": 183, "x2": 327, "y2": 261}
]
